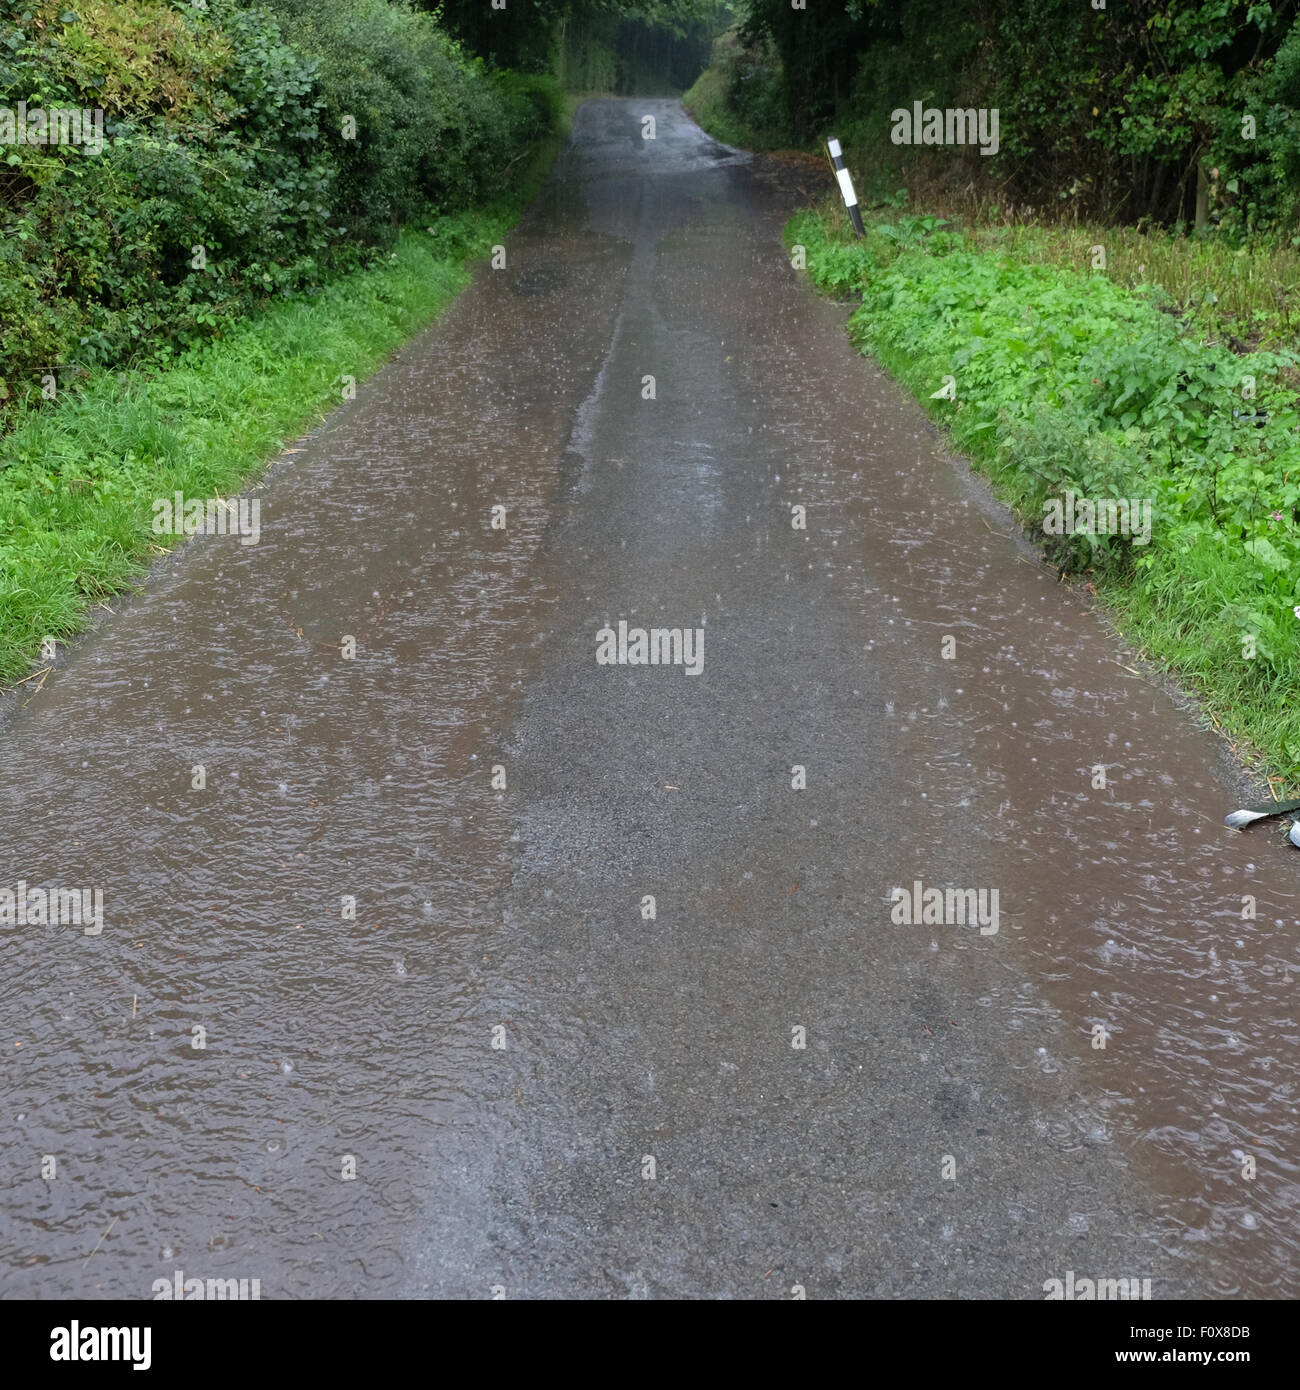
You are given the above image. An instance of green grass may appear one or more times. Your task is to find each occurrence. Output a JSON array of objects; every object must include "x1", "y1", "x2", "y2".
[
  {"x1": 820, "y1": 133, "x2": 1300, "y2": 353},
  {"x1": 926, "y1": 215, "x2": 1299, "y2": 355},
  {"x1": 790, "y1": 202, "x2": 1300, "y2": 790},
  {"x1": 0, "y1": 112, "x2": 570, "y2": 689},
  {"x1": 682, "y1": 63, "x2": 765, "y2": 150},
  {"x1": 771, "y1": 146, "x2": 1299, "y2": 354}
]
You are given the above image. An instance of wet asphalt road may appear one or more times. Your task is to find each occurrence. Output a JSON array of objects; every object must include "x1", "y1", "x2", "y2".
[{"x1": 2, "y1": 99, "x2": 1298, "y2": 1300}]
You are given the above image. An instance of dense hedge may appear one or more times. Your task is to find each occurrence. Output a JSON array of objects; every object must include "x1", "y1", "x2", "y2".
[
  {"x1": 682, "y1": 27, "x2": 787, "y2": 150},
  {"x1": 0, "y1": 0, "x2": 560, "y2": 409}
]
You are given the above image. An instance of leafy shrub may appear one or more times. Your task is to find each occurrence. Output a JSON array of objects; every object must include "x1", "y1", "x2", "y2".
[
  {"x1": 0, "y1": 0, "x2": 558, "y2": 409},
  {"x1": 682, "y1": 28, "x2": 789, "y2": 152}
]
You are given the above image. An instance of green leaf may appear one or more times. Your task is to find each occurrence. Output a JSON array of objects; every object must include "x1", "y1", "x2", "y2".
[{"x1": 1243, "y1": 537, "x2": 1288, "y2": 571}]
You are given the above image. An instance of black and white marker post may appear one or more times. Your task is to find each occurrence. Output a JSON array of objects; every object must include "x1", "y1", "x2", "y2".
[{"x1": 827, "y1": 137, "x2": 864, "y2": 237}]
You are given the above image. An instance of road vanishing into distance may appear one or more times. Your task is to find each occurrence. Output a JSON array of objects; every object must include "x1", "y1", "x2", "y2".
[{"x1": 2, "y1": 99, "x2": 1297, "y2": 1300}]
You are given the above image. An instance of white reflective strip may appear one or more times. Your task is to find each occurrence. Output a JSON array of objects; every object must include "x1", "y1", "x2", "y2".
[
  {"x1": 827, "y1": 138, "x2": 842, "y2": 158},
  {"x1": 836, "y1": 167, "x2": 858, "y2": 207}
]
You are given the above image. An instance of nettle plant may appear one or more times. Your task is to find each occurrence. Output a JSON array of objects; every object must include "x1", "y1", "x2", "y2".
[
  {"x1": 1078, "y1": 334, "x2": 1299, "y2": 538},
  {"x1": 1000, "y1": 411, "x2": 1153, "y2": 575},
  {"x1": 873, "y1": 213, "x2": 950, "y2": 245}
]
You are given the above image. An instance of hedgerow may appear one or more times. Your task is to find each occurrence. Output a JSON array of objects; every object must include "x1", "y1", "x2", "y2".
[{"x1": 0, "y1": 0, "x2": 558, "y2": 411}]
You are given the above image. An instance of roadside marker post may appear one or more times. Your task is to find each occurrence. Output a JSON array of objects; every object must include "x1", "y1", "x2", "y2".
[{"x1": 826, "y1": 137, "x2": 864, "y2": 237}]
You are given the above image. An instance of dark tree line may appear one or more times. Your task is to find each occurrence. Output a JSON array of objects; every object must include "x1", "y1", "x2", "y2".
[
  {"x1": 735, "y1": 0, "x2": 1300, "y2": 229},
  {"x1": 432, "y1": 0, "x2": 729, "y2": 91}
]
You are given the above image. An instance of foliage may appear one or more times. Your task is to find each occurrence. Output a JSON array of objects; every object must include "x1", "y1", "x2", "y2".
[
  {"x1": 716, "y1": 1, "x2": 1300, "y2": 231},
  {"x1": 0, "y1": 150, "x2": 564, "y2": 684},
  {"x1": 681, "y1": 25, "x2": 786, "y2": 148},
  {"x1": 0, "y1": 0, "x2": 560, "y2": 409},
  {"x1": 435, "y1": 0, "x2": 730, "y2": 93}
]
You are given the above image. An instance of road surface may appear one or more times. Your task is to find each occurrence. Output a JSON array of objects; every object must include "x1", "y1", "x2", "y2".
[{"x1": 2, "y1": 99, "x2": 1297, "y2": 1300}]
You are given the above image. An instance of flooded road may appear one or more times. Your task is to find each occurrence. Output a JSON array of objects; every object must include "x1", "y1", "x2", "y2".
[{"x1": 2, "y1": 99, "x2": 1297, "y2": 1300}]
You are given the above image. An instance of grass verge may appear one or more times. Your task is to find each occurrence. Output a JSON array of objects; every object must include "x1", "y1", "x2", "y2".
[
  {"x1": 0, "y1": 112, "x2": 570, "y2": 688},
  {"x1": 789, "y1": 202, "x2": 1300, "y2": 790},
  {"x1": 681, "y1": 30, "x2": 791, "y2": 152}
]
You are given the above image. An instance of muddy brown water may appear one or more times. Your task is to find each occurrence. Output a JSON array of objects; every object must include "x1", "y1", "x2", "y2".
[{"x1": 1, "y1": 99, "x2": 1296, "y2": 1299}]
